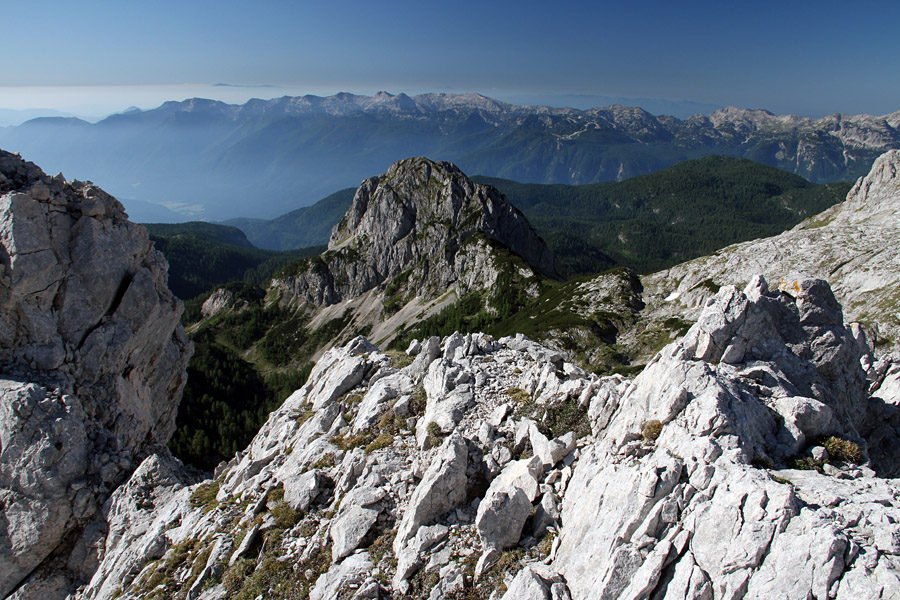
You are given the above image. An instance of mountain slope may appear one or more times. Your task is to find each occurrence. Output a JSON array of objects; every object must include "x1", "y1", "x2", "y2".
[
  {"x1": 74, "y1": 276, "x2": 900, "y2": 600},
  {"x1": 0, "y1": 92, "x2": 895, "y2": 220},
  {"x1": 640, "y1": 149, "x2": 900, "y2": 353},
  {"x1": 145, "y1": 222, "x2": 324, "y2": 299},
  {"x1": 222, "y1": 187, "x2": 356, "y2": 251}
]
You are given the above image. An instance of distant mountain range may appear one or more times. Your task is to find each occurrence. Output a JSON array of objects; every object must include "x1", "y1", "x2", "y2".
[{"x1": 0, "y1": 91, "x2": 896, "y2": 221}]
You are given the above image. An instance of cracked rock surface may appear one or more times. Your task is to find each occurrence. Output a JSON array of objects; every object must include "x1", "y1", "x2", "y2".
[{"x1": 0, "y1": 149, "x2": 191, "y2": 599}]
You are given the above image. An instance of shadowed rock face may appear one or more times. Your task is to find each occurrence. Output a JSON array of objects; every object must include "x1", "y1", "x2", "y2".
[
  {"x1": 273, "y1": 157, "x2": 557, "y2": 307},
  {"x1": 0, "y1": 149, "x2": 191, "y2": 599}
]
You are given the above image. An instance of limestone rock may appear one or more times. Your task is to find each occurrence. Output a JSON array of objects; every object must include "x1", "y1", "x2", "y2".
[
  {"x1": 272, "y1": 157, "x2": 557, "y2": 311},
  {"x1": 501, "y1": 566, "x2": 552, "y2": 600},
  {"x1": 394, "y1": 431, "x2": 468, "y2": 554},
  {"x1": 0, "y1": 149, "x2": 190, "y2": 600},
  {"x1": 331, "y1": 505, "x2": 380, "y2": 562},
  {"x1": 283, "y1": 469, "x2": 328, "y2": 512},
  {"x1": 309, "y1": 552, "x2": 373, "y2": 600},
  {"x1": 476, "y1": 456, "x2": 543, "y2": 552}
]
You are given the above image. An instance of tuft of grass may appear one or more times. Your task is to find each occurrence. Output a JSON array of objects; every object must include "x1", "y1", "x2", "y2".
[
  {"x1": 189, "y1": 481, "x2": 220, "y2": 513},
  {"x1": 270, "y1": 501, "x2": 302, "y2": 529},
  {"x1": 308, "y1": 453, "x2": 336, "y2": 471},
  {"x1": 331, "y1": 431, "x2": 375, "y2": 451},
  {"x1": 295, "y1": 410, "x2": 316, "y2": 426},
  {"x1": 506, "y1": 387, "x2": 531, "y2": 403},
  {"x1": 792, "y1": 456, "x2": 824, "y2": 472},
  {"x1": 409, "y1": 386, "x2": 427, "y2": 415},
  {"x1": 368, "y1": 529, "x2": 397, "y2": 566},
  {"x1": 365, "y1": 433, "x2": 395, "y2": 454},
  {"x1": 386, "y1": 349, "x2": 414, "y2": 369},
  {"x1": 426, "y1": 421, "x2": 444, "y2": 448},
  {"x1": 642, "y1": 419, "x2": 663, "y2": 442}
]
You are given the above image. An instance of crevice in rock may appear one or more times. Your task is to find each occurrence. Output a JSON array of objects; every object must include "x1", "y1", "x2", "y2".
[{"x1": 105, "y1": 272, "x2": 134, "y2": 319}]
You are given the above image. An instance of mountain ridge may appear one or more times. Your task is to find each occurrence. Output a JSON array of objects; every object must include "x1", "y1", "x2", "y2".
[{"x1": 0, "y1": 91, "x2": 896, "y2": 221}]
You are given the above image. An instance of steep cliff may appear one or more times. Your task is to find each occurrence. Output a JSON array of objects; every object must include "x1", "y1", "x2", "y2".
[{"x1": 0, "y1": 150, "x2": 192, "y2": 599}]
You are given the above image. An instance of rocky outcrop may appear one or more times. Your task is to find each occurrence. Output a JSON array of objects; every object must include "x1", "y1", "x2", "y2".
[
  {"x1": 544, "y1": 275, "x2": 900, "y2": 599},
  {"x1": 643, "y1": 149, "x2": 900, "y2": 354},
  {"x1": 67, "y1": 273, "x2": 900, "y2": 600},
  {"x1": 0, "y1": 150, "x2": 191, "y2": 599},
  {"x1": 272, "y1": 157, "x2": 556, "y2": 311}
]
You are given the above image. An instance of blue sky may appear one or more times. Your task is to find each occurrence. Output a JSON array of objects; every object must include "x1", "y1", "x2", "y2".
[{"x1": 3, "y1": 0, "x2": 899, "y2": 117}]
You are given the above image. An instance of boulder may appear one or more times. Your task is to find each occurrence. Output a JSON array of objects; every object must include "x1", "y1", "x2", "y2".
[
  {"x1": 393, "y1": 432, "x2": 467, "y2": 556},
  {"x1": 331, "y1": 505, "x2": 380, "y2": 562}
]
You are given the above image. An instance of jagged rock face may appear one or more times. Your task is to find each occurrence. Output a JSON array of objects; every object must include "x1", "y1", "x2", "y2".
[
  {"x1": 551, "y1": 275, "x2": 899, "y2": 600},
  {"x1": 0, "y1": 150, "x2": 191, "y2": 599},
  {"x1": 273, "y1": 157, "x2": 556, "y2": 307},
  {"x1": 72, "y1": 276, "x2": 900, "y2": 600},
  {"x1": 643, "y1": 149, "x2": 900, "y2": 354}
]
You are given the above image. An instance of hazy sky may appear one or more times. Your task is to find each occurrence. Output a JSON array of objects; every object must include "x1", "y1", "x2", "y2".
[{"x1": 3, "y1": 0, "x2": 899, "y2": 117}]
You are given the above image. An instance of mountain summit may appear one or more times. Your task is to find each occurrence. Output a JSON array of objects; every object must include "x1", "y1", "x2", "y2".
[{"x1": 273, "y1": 157, "x2": 556, "y2": 339}]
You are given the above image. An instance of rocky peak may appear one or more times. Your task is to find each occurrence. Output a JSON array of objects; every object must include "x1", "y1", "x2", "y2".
[
  {"x1": 834, "y1": 148, "x2": 900, "y2": 225},
  {"x1": 275, "y1": 157, "x2": 556, "y2": 308},
  {"x1": 0, "y1": 149, "x2": 191, "y2": 599}
]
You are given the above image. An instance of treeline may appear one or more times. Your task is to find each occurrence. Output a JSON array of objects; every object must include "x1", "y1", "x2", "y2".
[
  {"x1": 476, "y1": 155, "x2": 852, "y2": 276},
  {"x1": 145, "y1": 221, "x2": 324, "y2": 299},
  {"x1": 169, "y1": 297, "x2": 359, "y2": 470}
]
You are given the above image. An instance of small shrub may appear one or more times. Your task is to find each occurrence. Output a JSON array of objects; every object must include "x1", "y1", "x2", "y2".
[
  {"x1": 506, "y1": 387, "x2": 530, "y2": 403},
  {"x1": 341, "y1": 392, "x2": 364, "y2": 406},
  {"x1": 820, "y1": 436, "x2": 863, "y2": 464},
  {"x1": 270, "y1": 501, "x2": 302, "y2": 529},
  {"x1": 792, "y1": 456, "x2": 824, "y2": 472},
  {"x1": 386, "y1": 349, "x2": 414, "y2": 369},
  {"x1": 426, "y1": 421, "x2": 444, "y2": 448},
  {"x1": 295, "y1": 410, "x2": 316, "y2": 426},
  {"x1": 536, "y1": 530, "x2": 557, "y2": 557},
  {"x1": 222, "y1": 558, "x2": 255, "y2": 595},
  {"x1": 297, "y1": 520, "x2": 318, "y2": 538},
  {"x1": 368, "y1": 529, "x2": 397, "y2": 565},
  {"x1": 409, "y1": 386, "x2": 427, "y2": 415},
  {"x1": 642, "y1": 419, "x2": 663, "y2": 442},
  {"x1": 378, "y1": 411, "x2": 399, "y2": 434},
  {"x1": 331, "y1": 431, "x2": 374, "y2": 451}
]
